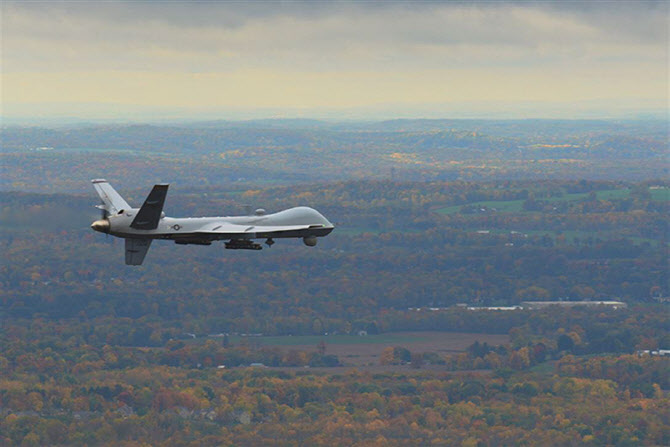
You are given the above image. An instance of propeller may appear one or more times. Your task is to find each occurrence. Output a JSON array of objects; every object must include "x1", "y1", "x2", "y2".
[
  {"x1": 92, "y1": 205, "x2": 112, "y2": 241},
  {"x1": 96, "y1": 204, "x2": 109, "y2": 220}
]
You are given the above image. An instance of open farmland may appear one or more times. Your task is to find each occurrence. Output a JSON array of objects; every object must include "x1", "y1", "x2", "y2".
[{"x1": 233, "y1": 332, "x2": 510, "y2": 369}]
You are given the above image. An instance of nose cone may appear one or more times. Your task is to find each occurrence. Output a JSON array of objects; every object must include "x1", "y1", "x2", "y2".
[
  {"x1": 312, "y1": 209, "x2": 334, "y2": 229},
  {"x1": 91, "y1": 219, "x2": 110, "y2": 233}
]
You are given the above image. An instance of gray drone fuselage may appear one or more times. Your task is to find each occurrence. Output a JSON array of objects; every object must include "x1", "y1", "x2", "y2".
[
  {"x1": 90, "y1": 179, "x2": 334, "y2": 265},
  {"x1": 100, "y1": 206, "x2": 334, "y2": 242}
]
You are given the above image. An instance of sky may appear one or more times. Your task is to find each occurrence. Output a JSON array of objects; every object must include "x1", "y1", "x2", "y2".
[{"x1": 2, "y1": 0, "x2": 668, "y2": 122}]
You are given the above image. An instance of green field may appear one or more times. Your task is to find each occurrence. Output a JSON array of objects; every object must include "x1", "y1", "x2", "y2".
[
  {"x1": 332, "y1": 227, "x2": 385, "y2": 236},
  {"x1": 650, "y1": 186, "x2": 669, "y2": 201},
  {"x1": 434, "y1": 187, "x2": 669, "y2": 215},
  {"x1": 229, "y1": 333, "x2": 429, "y2": 346},
  {"x1": 470, "y1": 228, "x2": 662, "y2": 245},
  {"x1": 436, "y1": 199, "x2": 526, "y2": 215}
]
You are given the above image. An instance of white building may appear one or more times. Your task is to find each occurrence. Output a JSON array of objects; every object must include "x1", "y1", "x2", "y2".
[{"x1": 521, "y1": 301, "x2": 627, "y2": 309}]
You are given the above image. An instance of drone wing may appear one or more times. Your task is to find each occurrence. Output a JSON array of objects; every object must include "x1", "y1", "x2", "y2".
[{"x1": 194, "y1": 222, "x2": 316, "y2": 239}]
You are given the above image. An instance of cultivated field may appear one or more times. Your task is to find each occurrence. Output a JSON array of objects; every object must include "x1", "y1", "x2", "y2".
[{"x1": 237, "y1": 331, "x2": 509, "y2": 370}]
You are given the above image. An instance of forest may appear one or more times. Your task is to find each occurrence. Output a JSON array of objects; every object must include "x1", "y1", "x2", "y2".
[
  {"x1": 1, "y1": 119, "x2": 667, "y2": 192},
  {"x1": 2, "y1": 179, "x2": 667, "y2": 327},
  {"x1": 1, "y1": 120, "x2": 668, "y2": 445}
]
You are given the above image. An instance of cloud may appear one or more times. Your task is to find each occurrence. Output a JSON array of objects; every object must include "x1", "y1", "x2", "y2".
[
  {"x1": 1, "y1": 1, "x2": 667, "y2": 117},
  {"x1": 3, "y1": 1, "x2": 666, "y2": 72}
]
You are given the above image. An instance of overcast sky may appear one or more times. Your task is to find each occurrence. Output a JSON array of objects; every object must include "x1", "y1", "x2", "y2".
[{"x1": 2, "y1": 1, "x2": 668, "y2": 121}]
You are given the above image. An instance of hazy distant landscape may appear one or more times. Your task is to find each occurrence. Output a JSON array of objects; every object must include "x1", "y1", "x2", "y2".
[{"x1": 2, "y1": 119, "x2": 666, "y2": 193}]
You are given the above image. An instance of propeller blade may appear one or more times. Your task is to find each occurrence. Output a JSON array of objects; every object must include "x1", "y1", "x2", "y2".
[{"x1": 95, "y1": 204, "x2": 109, "y2": 220}]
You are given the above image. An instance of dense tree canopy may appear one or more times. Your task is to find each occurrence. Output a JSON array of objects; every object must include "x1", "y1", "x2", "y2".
[{"x1": 1, "y1": 120, "x2": 668, "y2": 446}]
